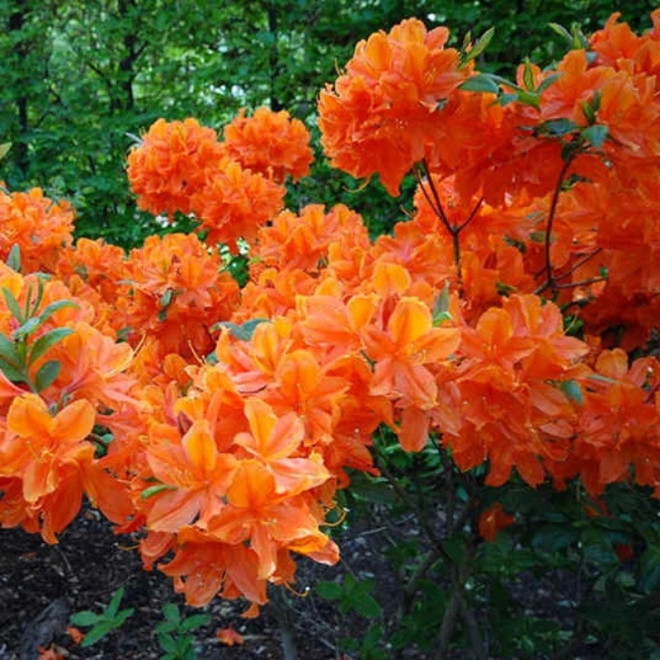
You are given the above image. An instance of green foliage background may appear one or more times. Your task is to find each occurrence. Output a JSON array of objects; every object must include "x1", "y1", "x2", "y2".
[{"x1": 1, "y1": 0, "x2": 656, "y2": 246}]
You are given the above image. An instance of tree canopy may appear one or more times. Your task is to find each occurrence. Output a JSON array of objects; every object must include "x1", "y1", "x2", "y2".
[{"x1": 1, "y1": 0, "x2": 656, "y2": 245}]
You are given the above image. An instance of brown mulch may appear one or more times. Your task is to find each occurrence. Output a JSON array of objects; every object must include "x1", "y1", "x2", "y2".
[{"x1": 0, "y1": 505, "x2": 397, "y2": 660}]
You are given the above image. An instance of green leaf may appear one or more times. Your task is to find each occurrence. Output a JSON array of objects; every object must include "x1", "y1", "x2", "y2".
[
  {"x1": 28, "y1": 328, "x2": 74, "y2": 364},
  {"x1": 211, "y1": 318, "x2": 269, "y2": 341},
  {"x1": 560, "y1": 380, "x2": 583, "y2": 405},
  {"x1": 433, "y1": 281, "x2": 452, "y2": 325},
  {"x1": 35, "y1": 360, "x2": 61, "y2": 392},
  {"x1": 80, "y1": 622, "x2": 114, "y2": 647},
  {"x1": 516, "y1": 90, "x2": 540, "y2": 109},
  {"x1": 536, "y1": 73, "x2": 561, "y2": 94},
  {"x1": 2, "y1": 287, "x2": 25, "y2": 324},
  {"x1": 141, "y1": 483, "x2": 177, "y2": 499},
  {"x1": 158, "y1": 633, "x2": 178, "y2": 653},
  {"x1": 582, "y1": 124, "x2": 608, "y2": 149},
  {"x1": 522, "y1": 58, "x2": 534, "y2": 91},
  {"x1": 640, "y1": 546, "x2": 660, "y2": 592},
  {"x1": 0, "y1": 332, "x2": 21, "y2": 367},
  {"x1": 70, "y1": 610, "x2": 102, "y2": 627},
  {"x1": 442, "y1": 536, "x2": 466, "y2": 563},
  {"x1": 6, "y1": 244, "x2": 20, "y2": 272},
  {"x1": 162, "y1": 603, "x2": 180, "y2": 624},
  {"x1": 106, "y1": 587, "x2": 125, "y2": 618},
  {"x1": 537, "y1": 118, "x2": 577, "y2": 137},
  {"x1": 548, "y1": 22, "x2": 572, "y2": 45},
  {"x1": 180, "y1": 613, "x2": 211, "y2": 631},
  {"x1": 464, "y1": 26, "x2": 494, "y2": 63},
  {"x1": 0, "y1": 143, "x2": 11, "y2": 160},
  {"x1": 316, "y1": 580, "x2": 343, "y2": 600},
  {"x1": 37, "y1": 299, "x2": 79, "y2": 323},
  {"x1": 0, "y1": 356, "x2": 25, "y2": 382},
  {"x1": 352, "y1": 591, "x2": 381, "y2": 618},
  {"x1": 532, "y1": 524, "x2": 579, "y2": 552},
  {"x1": 12, "y1": 317, "x2": 42, "y2": 341},
  {"x1": 160, "y1": 289, "x2": 174, "y2": 308},
  {"x1": 111, "y1": 608, "x2": 134, "y2": 627},
  {"x1": 459, "y1": 73, "x2": 500, "y2": 94}
]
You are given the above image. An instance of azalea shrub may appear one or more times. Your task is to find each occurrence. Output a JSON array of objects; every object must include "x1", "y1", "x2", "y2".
[{"x1": 1, "y1": 9, "x2": 659, "y2": 656}]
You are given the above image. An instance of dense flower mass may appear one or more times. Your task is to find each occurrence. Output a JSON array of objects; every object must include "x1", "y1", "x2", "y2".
[
  {"x1": 318, "y1": 18, "x2": 470, "y2": 195},
  {"x1": 0, "y1": 10, "x2": 659, "y2": 621},
  {"x1": 127, "y1": 118, "x2": 224, "y2": 217},
  {"x1": 222, "y1": 107, "x2": 314, "y2": 183}
]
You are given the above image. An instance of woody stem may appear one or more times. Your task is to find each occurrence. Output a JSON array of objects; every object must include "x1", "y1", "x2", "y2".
[{"x1": 535, "y1": 153, "x2": 575, "y2": 295}]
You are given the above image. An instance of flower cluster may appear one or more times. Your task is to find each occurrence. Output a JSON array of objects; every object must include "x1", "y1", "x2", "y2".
[
  {"x1": 127, "y1": 108, "x2": 312, "y2": 251},
  {"x1": 0, "y1": 11, "x2": 659, "y2": 619}
]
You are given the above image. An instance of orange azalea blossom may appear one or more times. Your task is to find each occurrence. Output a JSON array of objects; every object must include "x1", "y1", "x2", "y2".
[
  {"x1": 478, "y1": 502, "x2": 515, "y2": 542},
  {"x1": 222, "y1": 106, "x2": 314, "y2": 183},
  {"x1": 143, "y1": 419, "x2": 238, "y2": 532},
  {"x1": 254, "y1": 203, "x2": 369, "y2": 273},
  {"x1": 216, "y1": 626, "x2": 244, "y2": 646},
  {"x1": 363, "y1": 296, "x2": 461, "y2": 451},
  {"x1": 127, "y1": 117, "x2": 224, "y2": 217},
  {"x1": 575, "y1": 349, "x2": 660, "y2": 496},
  {"x1": 55, "y1": 238, "x2": 127, "y2": 307},
  {"x1": 319, "y1": 18, "x2": 470, "y2": 195},
  {"x1": 0, "y1": 187, "x2": 74, "y2": 274},
  {"x1": 191, "y1": 158, "x2": 285, "y2": 250},
  {"x1": 0, "y1": 394, "x2": 95, "y2": 541},
  {"x1": 120, "y1": 232, "x2": 239, "y2": 358}
]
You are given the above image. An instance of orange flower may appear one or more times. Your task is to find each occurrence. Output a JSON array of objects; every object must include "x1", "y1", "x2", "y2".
[
  {"x1": 191, "y1": 158, "x2": 285, "y2": 250},
  {"x1": 319, "y1": 18, "x2": 469, "y2": 195},
  {"x1": 144, "y1": 420, "x2": 238, "y2": 531},
  {"x1": 1, "y1": 394, "x2": 95, "y2": 503},
  {"x1": 216, "y1": 626, "x2": 244, "y2": 646},
  {"x1": 127, "y1": 118, "x2": 224, "y2": 217},
  {"x1": 222, "y1": 106, "x2": 313, "y2": 183},
  {"x1": 478, "y1": 503, "x2": 515, "y2": 542},
  {"x1": 0, "y1": 187, "x2": 74, "y2": 274}
]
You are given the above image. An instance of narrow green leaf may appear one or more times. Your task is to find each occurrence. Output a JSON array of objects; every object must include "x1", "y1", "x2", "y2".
[
  {"x1": 141, "y1": 483, "x2": 177, "y2": 499},
  {"x1": 80, "y1": 623, "x2": 113, "y2": 647},
  {"x1": 560, "y1": 380, "x2": 583, "y2": 405},
  {"x1": 158, "y1": 633, "x2": 178, "y2": 653},
  {"x1": 212, "y1": 318, "x2": 269, "y2": 341},
  {"x1": 582, "y1": 124, "x2": 608, "y2": 149},
  {"x1": 516, "y1": 90, "x2": 540, "y2": 109},
  {"x1": 29, "y1": 276, "x2": 45, "y2": 317},
  {"x1": 433, "y1": 281, "x2": 452, "y2": 326},
  {"x1": 459, "y1": 73, "x2": 500, "y2": 94},
  {"x1": 0, "y1": 356, "x2": 25, "y2": 382},
  {"x1": 35, "y1": 360, "x2": 61, "y2": 392},
  {"x1": 316, "y1": 581, "x2": 343, "y2": 600},
  {"x1": 160, "y1": 289, "x2": 174, "y2": 308},
  {"x1": 464, "y1": 26, "x2": 494, "y2": 63},
  {"x1": 2, "y1": 287, "x2": 25, "y2": 324},
  {"x1": 353, "y1": 593, "x2": 381, "y2": 618},
  {"x1": 6, "y1": 244, "x2": 20, "y2": 272},
  {"x1": 0, "y1": 332, "x2": 21, "y2": 367},
  {"x1": 37, "y1": 299, "x2": 79, "y2": 323},
  {"x1": 12, "y1": 317, "x2": 41, "y2": 341},
  {"x1": 106, "y1": 587, "x2": 125, "y2": 618},
  {"x1": 70, "y1": 610, "x2": 102, "y2": 627},
  {"x1": 162, "y1": 603, "x2": 180, "y2": 624},
  {"x1": 180, "y1": 613, "x2": 211, "y2": 631},
  {"x1": 28, "y1": 328, "x2": 74, "y2": 365},
  {"x1": 536, "y1": 73, "x2": 561, "y2": 94},
  {"x1": 539, "y1": 118, "x2": 577, "y2": 136},
  {"x1": 0, "y1": 143, "x2": 11, "y2": 160},
  {"x1": 112, "y1": 608, "x2": 134, "y2": 626},
  {"x1": 522, "y1": 59, "x2": 535, "y2": 91},
  {"x1": 548, "y1": 22, "x2": 572, "y2": 45}
]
